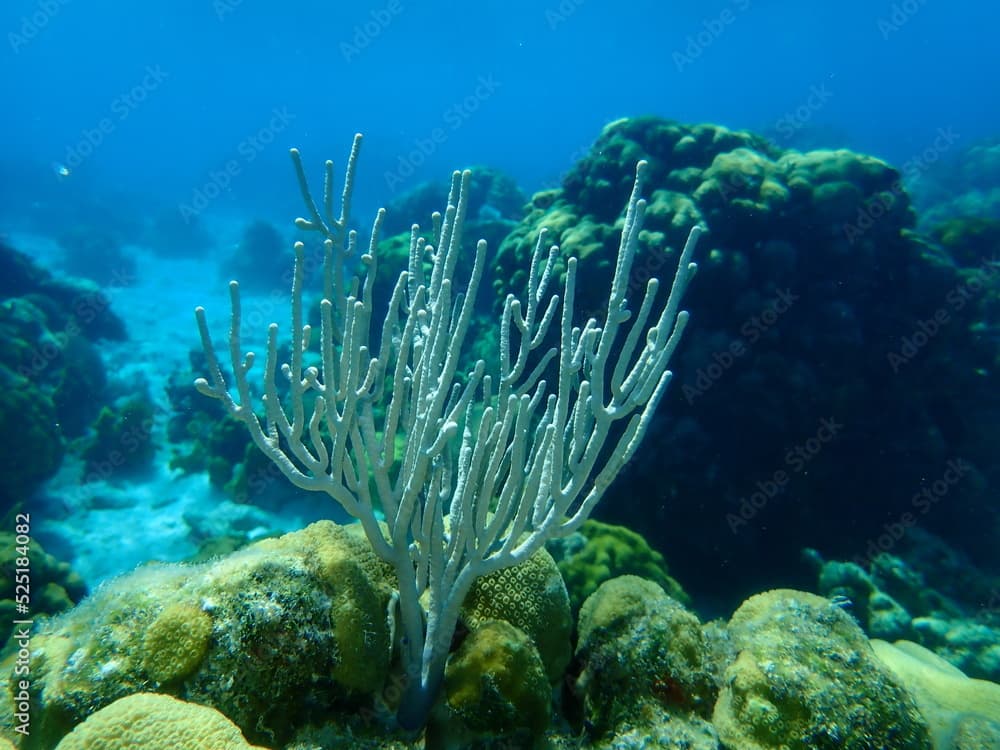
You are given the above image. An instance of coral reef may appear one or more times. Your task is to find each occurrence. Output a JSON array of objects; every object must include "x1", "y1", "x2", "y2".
[
  {"x1": 380, "y1": 165, "x2": 526, "y2": 237},
  {"x1": 547, "y1": 519, "x2": 688, "y2": 614},
  {"x1": 713, "y1": 589, "x2": 931, "y2": 749},
  {"x1": 910, "y1": 136, "x2": 1000, "y2": 228},
  {"x1": 494, "y1": 116, "x2": 1000, "y2": 607},
  {"x1": 806, "y1": 532, "x2": 1000, "y2": 683},
  {"x1": 6, "y1": 521, "x2": 1000, "y2": 749},
  {"x1": 77, "y1": 393, "x2": 157, "y2": 480},
  {"x1": 4, "y1": 520, "x2": 575, "y2": 749},
  {"x1": 7, "y1": 117, "x2": 1000, "y2": 749},
  {"x1": 165, "y1": 355, "x2": 254, "y2": 494},
  {"x1": 0, "y1": 533, "x2": 86, "y2": 647},
  {"x1": 143, "y1": 208, "x2": 214, "y2": 258},
  {"x1": 0, "y1": 240, "x2": 126, "y2": 510},
  {"x1": 56, "y1": 224, "x2": 137, "y2": 288},
  {"x1": 220, "y1": 220, "x2": 293, "y2": 293},
  {"x1": 0, "y1": 370, "x2": 63, "y2": 509}
]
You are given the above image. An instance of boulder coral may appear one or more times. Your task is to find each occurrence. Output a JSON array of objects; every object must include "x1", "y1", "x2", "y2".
[
  {"x1": 459, "y1": 544, "x2": 572, "y2": 683},
  {"x1": 574, "y1": 575, "x2": 716, "y2": 737},
  {"x1": 494, "y1": 116, "x2": 1000, "y2": 614},
  {"x1": 429, "y1": 620, "x2": 551, "y2": 749},
  {"x1": 714, "y1": 589, "x2": 931, "y2": 750}
]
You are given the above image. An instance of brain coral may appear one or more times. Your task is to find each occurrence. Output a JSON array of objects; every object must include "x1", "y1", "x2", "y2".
[
  {"x1": 575, "y1": 575, "x2": 715, "y2": 735},
  {"x1": 53, "y1": 693, "x2": 267, "y2": 750}
]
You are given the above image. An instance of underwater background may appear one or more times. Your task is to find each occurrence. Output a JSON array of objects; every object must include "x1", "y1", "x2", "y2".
[{"x1": 2, "y1": 1, "x2": 1000, "y2": 748}]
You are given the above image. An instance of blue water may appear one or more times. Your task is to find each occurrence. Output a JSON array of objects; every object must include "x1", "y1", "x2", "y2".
[{"x1": 3, "y1": 0, "x2": 997, "y2": 223}]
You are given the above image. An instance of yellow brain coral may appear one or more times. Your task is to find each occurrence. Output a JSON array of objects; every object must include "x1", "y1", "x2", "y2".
[{"x1": 53, "y1": 693, "x2": 269, "y2": 750}]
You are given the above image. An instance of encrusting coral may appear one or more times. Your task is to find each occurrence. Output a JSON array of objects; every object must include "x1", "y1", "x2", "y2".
[{"x1": 141, "y1": 602, "x2": 214, "y2": 684}]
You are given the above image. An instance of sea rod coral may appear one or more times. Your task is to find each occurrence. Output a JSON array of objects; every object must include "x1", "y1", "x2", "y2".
[{"x1": 193, "y1": 133, "x2": 700, "y2": 729}]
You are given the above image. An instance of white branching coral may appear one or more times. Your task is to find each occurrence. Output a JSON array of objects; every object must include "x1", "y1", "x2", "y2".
[{"x1": 194, "y1": 133, "x2": 700, "y2": 728}]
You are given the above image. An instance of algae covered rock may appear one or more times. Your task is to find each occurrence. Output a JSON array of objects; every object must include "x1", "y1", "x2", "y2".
[
  {"x1": 575, "y1": 575, "x2": 716, "y2": 737},
  {"x1": 714, "y1": 589, "x2": 931, "y2": 750},
  {"x1": 18, "y1": 521, "x2": 395, "y2": 749},
  {"x1": 429, "y1": 620, "x2": 551, "y2": 750},
  {"x1": 53, "y1": 693, "x2": 268, "y2": 750}
]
